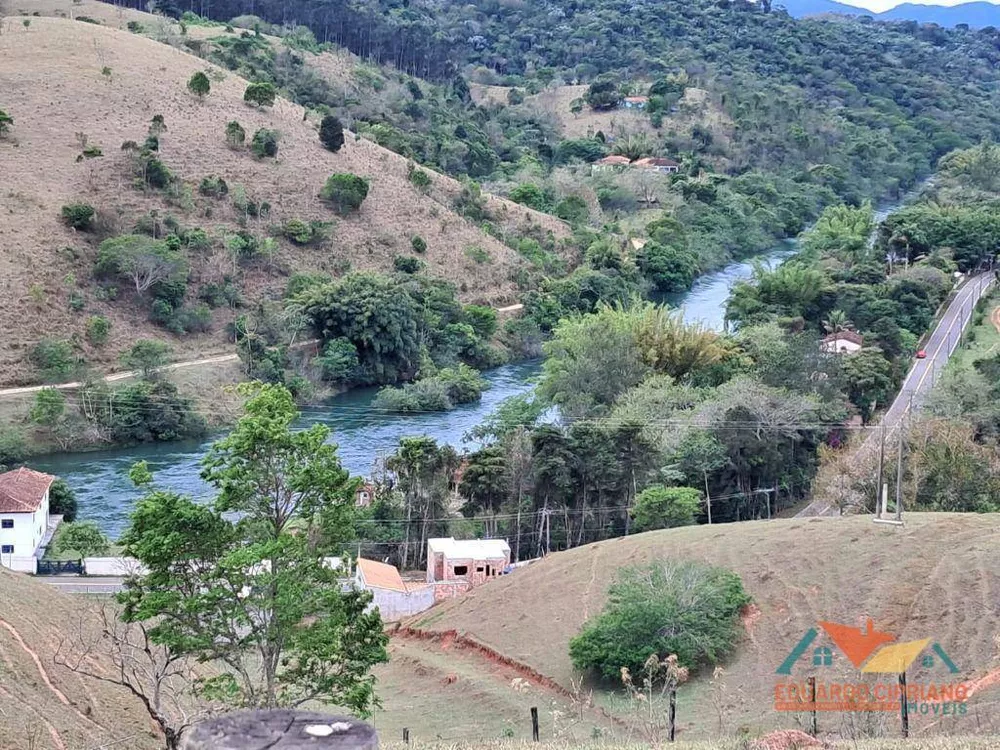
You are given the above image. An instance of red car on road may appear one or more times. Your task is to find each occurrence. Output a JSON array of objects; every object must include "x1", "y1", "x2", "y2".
[{"x1": 916, "y1": 350, "x2": 927, "y2": 359}]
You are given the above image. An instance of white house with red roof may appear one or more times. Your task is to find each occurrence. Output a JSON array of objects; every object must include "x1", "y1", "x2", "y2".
[{"x1": 0, "y1": 467, "x2": 56, "y2": 570}]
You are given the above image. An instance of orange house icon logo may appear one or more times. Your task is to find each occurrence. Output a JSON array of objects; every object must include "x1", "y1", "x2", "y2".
[{"x1": 777, "y1": 618, "x2": 960, "y2": 675}]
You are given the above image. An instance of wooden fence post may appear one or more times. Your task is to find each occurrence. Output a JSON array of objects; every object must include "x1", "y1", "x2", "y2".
[
  {"x1": 668, "y1": 686, "x2": 677, "y2": 741},
  {"x1": 899, "y1": 672, "x2": 909, "y2": 739},
  {"x1": 530, "y1": 706, "x2": 539, "y2": 742},
  {"x1": 183, "y1": 710, "x2": 377, "y2": 750},
  {"x1": 402, "y1": 727, "x2": 409, "y2": 745},
  {"x1": 808, "y1": 675, "x2": 817, "y2": 737}
]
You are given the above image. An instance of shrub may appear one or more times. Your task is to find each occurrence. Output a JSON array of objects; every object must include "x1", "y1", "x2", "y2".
[
  {"x1": 410, "y1": 235, "x2": 427, "y2": 253},
  {"x1": 555, "y1": 195, "x2": 589, "y2": 224},
  {"x1": 48, "y1": 479, "x2": 77, "y2": 521},
  {"x1": 199, "y1": 175, "x2": 229, "y2": 197},
  {"x1": 393, "y1": 255, "x2": 423, "y2": 274},
  {"x1": 316, "y1": 337, "x2": 359, "y2": 383},
  {"x1": 53, "y1": 521, "x2": 110, "y2": 558},
  {"x1": 407, "y1": 165, "x2": 432, "y2": 191},
  {"x1": 30, "y1": 388, "x2": 65, "y2": 427},
  {"x1": 508, "y1": 183, "x2": 550, "y2": 212},
  {"x1": 95, "y1": 235, "x2": 187, "y2": 297},
  {"x1": 225, "y1": 120, "x2": 246, "y2": 148},
  {"x1": 243, "y1": 81, "x2": 276, "y2": 107},
  {"x1": 31, "y1": 339, "x2": 77, "y2": 383},
  {"x1": 198, "y1": 279, "x2": 242, "y2": 308},
  {"x1": 319, "y1": 173, "x2": 369, "y2": 214},
  {"x1": 68, "y1": 292, "x2": 85, "y2": 312},
  {"x1": 126, "y1": 20, "x2": 144, "y2": 33},
  {"x1": 187, "y1": 70, "x2": 211, "y2": 98},
  {"x1": 373, "y1": 363, "x2": 486, "y2": 412},
  {"x1": 569, "y1": 560, "x2": 751, "y2": 682},
  {"x1": 631, "y1": 486, "x2": 702, "y2": 531},
  {"x1": 597, "y1": 186, "x2": 637, "y2": 213},
  {"x1": 60, "y1": 203, "x2": 96, "y2": 230},
  {"x1": 251, "y1": 128, "x2": 280, "y2": 158},
  {"x1": 0, "y1": 109, "x2": 12, "y2": 136},
  {"x1": 143, "y1": 157, "x2": 172, "y2": 189},
  {"x1": 101, "y1": 379, "x2": 205, "y2": 444},
  {"x1": 464, "y1": 245, "x2": 491, "y2": 264},
  {"x1": 120, "y1": 339, "x2": 171, "y2": 378},
  {"x1": 319, "y1": 114, "x2": 345, "y2": 152},
  {"x1": 85, "y1": 315, "x2": 111, "y2": 346},
  {"x1": 282, "y1": 219, "x2": 330, "y2": 246}
]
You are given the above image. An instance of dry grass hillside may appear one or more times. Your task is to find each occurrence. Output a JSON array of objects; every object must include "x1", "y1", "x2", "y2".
[
  {"x1": 0, "y1": 568, "x2": 163, "y2": 750},
  {"x1": 408, "y1": 514, "x2": 1000, "y2": 739},
  {"x1": 0, "y1": 7, "x2": 567, "y2": 386}
]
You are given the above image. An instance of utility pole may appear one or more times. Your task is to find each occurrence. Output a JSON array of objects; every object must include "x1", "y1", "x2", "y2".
[
  {"x1": 894, "y1": 425, "x2": 904, "y2": 522},
  {"x1": 874, "y1": 424, "x2": 886, "y2": 514}
]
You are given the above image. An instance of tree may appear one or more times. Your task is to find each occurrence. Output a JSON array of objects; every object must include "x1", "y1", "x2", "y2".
[
  {"x1": 840, "y1": 348, "x2": 894, "y2": 423},
  {"x1": 119, "y1": 384, "x2": 388, "y2": 714},
  {"x1": 49, "y1": 479, "x2": 78, "y2": 521},
  {"x1": 316, "y1": 338, "x2": 360, "y2": 383},
  {"x1": 56, "y1": 600, "x2": 212, "y2": 750},
  {"x1": 569, "y1": 560, "x2": 750, "y2": 682},
  {"x1": 319, "y1": 173, "x2": 370, "y2": 214},
  {"x1": 637, "y1": 242, "x2": 699, "y2": 292},
  {"x1": 250, "y1": 128, "x2": 280, "y2": 158},
  {"x1": 225, "y1": 120, "x2": 246, "y2": 148},
  {"x1": 459, "y1": 446, "x2": 508, "y2": 537},
  {"x1": 95, "y1": 235, "x2": 187, "y2": 297},
  {"x1": 120, "y1": 339, "x2": 172, "y2": 378},
  {"x1": 243, "y1": 81, "x2": 276, "y2": 107},
  {"x1": 319, "y1": 115, "x2": 345, "y2": 152},
  {"x1": 30, "y1": 388, "x2": 65, "y2": 427},
  {"x1": 187, "y1": 71, "x2": 211, "y2": 98},
  {"x1": 585, "y1": 75, "x2": 621, "y2": 110},
  {"x1": 30, "y1": 339, "x2": 77, "y2": 383},
  {"x1": 0, "y1": 109, "x2": 12, "y2": 135},
  {"x1": 60, "y1": 203, "x2": 96, "y2": 230},
  {"x1": 673, "y1": 431, "x2": 728, "y2": 523},
  {"x1": 630, "y1": 485, "x2": 702, "y2": 532},
  {"x1": 53, "y1": 521, "x2": 110, "y2": 557}
]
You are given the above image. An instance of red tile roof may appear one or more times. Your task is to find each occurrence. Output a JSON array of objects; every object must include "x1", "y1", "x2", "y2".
[
  {"x1": 356, "y1": 557, "x2": 408, "y2": 593},
  {"x1": 595, "y1": 155, "x2": 631, "y2": 165},
  {"x1": 633, "y1": 157, "x2": 680, "y2": 168},
  {"x1": 0, "y1": 468, "x2": 56, "y2": 513}
]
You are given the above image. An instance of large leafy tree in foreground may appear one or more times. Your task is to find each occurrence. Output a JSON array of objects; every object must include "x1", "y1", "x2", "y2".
[{"x1": 119, "y1": 383, "x2": 388, "y2": 713}]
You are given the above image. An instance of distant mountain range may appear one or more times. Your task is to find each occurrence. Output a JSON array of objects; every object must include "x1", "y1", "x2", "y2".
[{"x1": 777, "y1": 0, "x2": 1000, "y2": 27}]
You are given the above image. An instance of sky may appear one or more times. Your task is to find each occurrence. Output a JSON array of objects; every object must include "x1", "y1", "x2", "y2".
[{"x1": 835, "y1": 0, "x2": 999, "y2": 11}]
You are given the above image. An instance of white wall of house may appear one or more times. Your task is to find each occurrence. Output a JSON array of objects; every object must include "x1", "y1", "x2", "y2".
[
  {"x1": 365, "y1": 585, "x2": 435, "y2": 621},
  {"x1": 0, "y1": 489, "x2": 48, "y2": 560}
]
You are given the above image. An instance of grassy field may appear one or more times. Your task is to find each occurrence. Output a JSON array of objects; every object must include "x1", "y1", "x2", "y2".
[
  {"x1": 401, "y1": 514, "x2": 1000, "y2": 740},
  {"x1": 943, "y1": 290, "x2": 1000, "y2": 375},
  {"x1": 0, "y1": 1, "x2": 567, "y2": 386}
]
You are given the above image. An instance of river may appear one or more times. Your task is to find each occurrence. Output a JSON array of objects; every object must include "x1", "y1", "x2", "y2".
[{"x1": 30, "y1": 225, "x2": 874, "y2": 536}]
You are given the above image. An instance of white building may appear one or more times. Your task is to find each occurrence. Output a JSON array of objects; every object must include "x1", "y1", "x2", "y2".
[
  {"x1": 426, "y1": 537, "x2": 511, "y2": 586},
  {"x1": 820, "y1": 330, "x2": 864, "y2": 354},
  {"x1": 0, "y1": 468, "x2": 55, "y2": 570}
]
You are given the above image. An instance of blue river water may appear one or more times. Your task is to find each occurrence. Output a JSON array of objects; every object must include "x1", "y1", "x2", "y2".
[{"x1": 31, "y1": 241, "x2": 805, "y2": 537}]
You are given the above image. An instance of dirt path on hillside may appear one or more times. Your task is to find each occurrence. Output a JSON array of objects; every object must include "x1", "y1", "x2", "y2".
[
  {"x1": 0, "y1": 340, "x2": 319, "y2": 397},
  {"x1": 992, "y1": 305, "x2": 1000, "y2": 334},
  {"x1": 0, "y1": 618, "x2": 104, "y2": 730}
]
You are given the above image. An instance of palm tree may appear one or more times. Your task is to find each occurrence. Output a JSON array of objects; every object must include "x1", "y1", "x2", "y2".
[{"x1": 822, "y1": 309, "x2": 853, "y2": 334}]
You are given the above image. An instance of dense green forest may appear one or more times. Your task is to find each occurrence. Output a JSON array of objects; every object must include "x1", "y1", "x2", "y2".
[{"x1": 125, "y1": 0, "x2": 1000, "y2": 296}]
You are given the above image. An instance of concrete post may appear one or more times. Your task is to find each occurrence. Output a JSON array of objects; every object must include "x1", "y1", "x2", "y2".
[{"x1": 183, "y1": 711, "x2": 377, "y2": 750}]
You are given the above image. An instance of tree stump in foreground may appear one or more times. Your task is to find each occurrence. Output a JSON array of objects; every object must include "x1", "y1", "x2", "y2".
[{"x1": 184, "y1": 710, "x2": 378, "y2": 750}]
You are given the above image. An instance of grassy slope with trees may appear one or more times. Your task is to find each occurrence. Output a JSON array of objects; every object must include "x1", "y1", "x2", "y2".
[{"x1": 106, "y1": 0, "x2": 1000, "y2": 285}]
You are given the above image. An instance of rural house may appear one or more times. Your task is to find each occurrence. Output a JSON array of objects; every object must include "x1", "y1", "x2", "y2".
[
  {"x1": 820, "y1": 330, "x2": 864, "y2": 354},
  {"x1": 591, "y1": 154, "x2": 632, "y2": 174},
  {"x1": 633, "y1": 156, "x2": 680, "y2": 174},
  {"x1": 621, "y1": 95, "x2": 649, "y2": 109},
  {"x1": 354, "y1": 482, "x2": 375, "y2": 508},
  {"x1": 354, "y1": 557, "x2": 434, "y2": 621},
  {"x1": 0, "y1": 467, "x2": 55, "y2": 571},
  {"x1": 426, "y1": 537, "x2": 511, "y2": 590}
]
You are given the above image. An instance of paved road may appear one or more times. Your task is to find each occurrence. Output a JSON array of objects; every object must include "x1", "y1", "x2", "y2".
[
  {"x1": 38, "y1": 576, "x2": 125, "y2": 595},
  {"x1": 797, "y1": 272, "x2": 996, "y2": 517}
]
